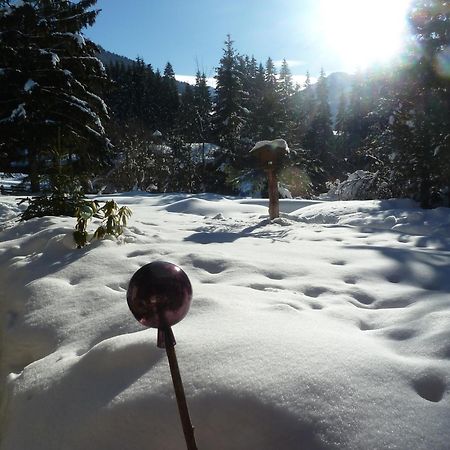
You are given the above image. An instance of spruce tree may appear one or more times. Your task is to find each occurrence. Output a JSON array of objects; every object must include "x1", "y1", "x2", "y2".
[
  {"x1": 260, "y1": 57, "x2": 283, "y2": 138},
  {"x1": 305, "y1": 69, "x2": 333, "y2": 158},
  {"x1": 193, "y1": 70, "x2": 212, "y2": 144},
  {"x1": 245, "y1": 62, "x2": 266, "y2": 141},
  {"x1": 278, "y1": 58, "x2": 296, "y2": 142},
  {"x1": 295, "y1": 71, "x2": 316, "y2": 145},
  {"x1": 366, "y1": 0, "x2": 450, "y2": 207},
  {"x1": 193, "y1": 71, "x2": 212, "y2": 186},
  {"x1": 334, "y1": 91, "x2": 350, "y2": 172},
  {"x1": 160, "y1": 62, "x2": 179, "y2": 133},
  {"x1": 178, "y1": 84, "x2": 197, "y2": 142},
  {"x1": 213, "y1": 35, "x2": 247, "y2": 164},
  {"x1": 335, "y1": 92, "x2": 348, "y2": 136},
  {"x1": 0, "y1": 0, "x2": 110, "y2": 191}
]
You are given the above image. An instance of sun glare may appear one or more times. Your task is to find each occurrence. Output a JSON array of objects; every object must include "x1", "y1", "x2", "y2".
[{"x1": 320, "y1": 0, "x2": 412, "y2": 72}]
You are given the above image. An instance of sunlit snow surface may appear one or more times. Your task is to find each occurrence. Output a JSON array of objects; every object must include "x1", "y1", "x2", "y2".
[{"x1": 0, "y1": 193, "x2": 449, "y2": 450}]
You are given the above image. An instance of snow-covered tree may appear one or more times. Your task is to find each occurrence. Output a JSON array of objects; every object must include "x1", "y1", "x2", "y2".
[
  {"x1": 365, "y1": 0, "x2": 450, "y2": 207},
  {"x1": 193, "y1": 70, "x2": 212, "y2": 144},
  {"x1": 213, "y1": 35, "x2": 247, "y2": 164},
  {"x1": 160, "y1": 62, "x2": 179, "y2": 133},
  {"x1": 304, "y1": 69, "x2": 333, "y2": 159},
  {"x1": 0, "y1": 0, "x2": 110, "y2": 191},
  {"x1": 278, "y1": 58, "x2": 297, "y2": 142}
]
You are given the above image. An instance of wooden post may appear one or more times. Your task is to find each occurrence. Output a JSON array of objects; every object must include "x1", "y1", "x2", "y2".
[
  {"x1": 267, "y1": 165, "x2": 279, "y2": 220},
  {"x1": 249, "y1": 139, "x2": 289, "y2": 220},
  {"x1": 164, "y1": 330, "x2": 198, "y2": 450}
]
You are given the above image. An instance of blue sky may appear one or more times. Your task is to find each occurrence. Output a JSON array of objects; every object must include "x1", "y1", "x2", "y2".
[{"x1": 85, "y1": 0, "x2": 412, "y2": 86}]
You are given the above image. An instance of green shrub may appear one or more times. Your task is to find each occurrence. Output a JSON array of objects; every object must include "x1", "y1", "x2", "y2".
[
  {"x1": 20, "y1": 192, "x2": 132, "y2": 248},
  {"x1": 74, "y1": 199, "x2": 132, "y2": 248},
  {"x1": 19, "y1": 189, "x2": 86, "y2": 221}
]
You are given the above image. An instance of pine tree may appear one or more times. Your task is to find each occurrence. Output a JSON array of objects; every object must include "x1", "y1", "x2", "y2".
[
  {"x1": 178, "y1": 84, "x2": 197, "y2": 142},
  {"x1": 344, "y1": 70, "x2": 370, "y2": 155},
  {"x1": 193, "y1": 71, "x2": 212, "y2": 187},
  {"x1": 334, "y1": 91, "x2": 350, "y2": 170},
  {"x1": 295, "y1": 71, "x2": 316, "y2": 144},
  {"x1": 213, "y1": 35, "x2": 247, "y2": 164},
  {"x1": 360, "y1": 0, "x2": 450, "y2": 207},
  {"x1": 244, "y1": 62, "x2": 266, "y2": 141},
  {"x1": 0, "y1": 0, "x2": 110, "y2": 191},
  {"x1": 278, "y1": 58, "x2": 296, "y2": 141},
  {"x1": 193, "y1": 70, "x2": 212, "y2": 144},
  {"x1": 253, "y1": 57, "x2": 283, "y2": 140},
  {"x1": 160, "y1": 62, "x2": 179, "y2": 133},
  {"x1": 335, "y1": 92, "x2": 348, "y2": 135},
  {"x1": 305, "y1": 69, "x2": 333, "y2": 157},
  {"x1": 365, "y1": 0, "x2": 450, "y2": 207}
]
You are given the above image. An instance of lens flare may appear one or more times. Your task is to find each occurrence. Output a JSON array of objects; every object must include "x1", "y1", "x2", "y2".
[
  {"x1": 435, "y1": 46, "x2": 450, "y2": 79},
  {"x1": 319, "y1": 0, "x2": 412, "y2": 72}
]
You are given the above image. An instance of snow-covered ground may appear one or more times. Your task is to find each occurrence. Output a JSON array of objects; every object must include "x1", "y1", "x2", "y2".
[{"x1": 0, "y1": 193, "x2": 449, "y2": 450}]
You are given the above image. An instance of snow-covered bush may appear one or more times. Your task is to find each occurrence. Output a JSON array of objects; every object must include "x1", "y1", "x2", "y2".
[
  {"x1": 326, "y1": 170, "x2": 386, "y2": 200},
  {"x1": 19, "y1": 183, "x2": 86, "y2": 220}
]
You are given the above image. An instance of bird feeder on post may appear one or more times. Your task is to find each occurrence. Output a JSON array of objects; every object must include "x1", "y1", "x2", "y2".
[{"x1": 250, "y1": 139, "x2": 290, "y2": 220}]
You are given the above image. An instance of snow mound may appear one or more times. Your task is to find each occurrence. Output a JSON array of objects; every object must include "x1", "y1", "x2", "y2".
[
  {"x1": 0, "y1": 196, "x2": 24, "y2": 230},
  {"x1": 162, "y1": 196, "x2": 267, "y2": 217}
]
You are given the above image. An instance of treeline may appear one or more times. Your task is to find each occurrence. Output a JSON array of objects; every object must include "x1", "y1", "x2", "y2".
[
  {"x1": 1, "y1": 0, "x2": 449, "y2": 207},
  {"x1": 102, "y1": 36, "x2": 340, "y2": 196},
  {"x1": 103, "y1": 3, "x2": 450, "y2": 207}
]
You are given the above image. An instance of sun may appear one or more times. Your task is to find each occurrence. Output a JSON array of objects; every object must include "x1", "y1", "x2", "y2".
[{"x1": 320, "y1": 0, "x2": 412, "y2": 71}]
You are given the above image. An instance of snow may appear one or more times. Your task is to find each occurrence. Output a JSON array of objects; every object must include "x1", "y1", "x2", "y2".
[
  {"x1": 9, "y1": 103, "x2": 26, "y2": 121},
  {"x1": 0, "y1": 193, "x2": 449, "y2": 450},
  {"x1": 55, "y1": 32, "x2": 86, "y2": 48},
  {"x1": 39, "y1": 50, "x2": 60, "y2": 67},
  {"x1": 23, "y1": 79, "x2": 38, "y2": 92},
  {"x1": 250, "y1": 138, "x2": 289, "y2": 154},
  {"x1": 325, "y1": 170, "x2": 378, "y2": 201}
]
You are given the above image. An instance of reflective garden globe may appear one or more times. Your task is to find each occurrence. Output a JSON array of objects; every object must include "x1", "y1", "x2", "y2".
[{"x1": 127, "y1": 261, "x2": 193, "y2": 328}]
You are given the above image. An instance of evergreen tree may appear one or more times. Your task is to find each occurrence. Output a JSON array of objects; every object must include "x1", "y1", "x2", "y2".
[
  {"x1": 244, "y1": 62, "x2": 266, "y2": 141},
  {"x1": 213, "y1": 35, "x2": 247, "y2": 164},
  {"x1": 177, "y1": 84, "x2": 197, "y2": 142},
  {"x1": 295, "y1": 71, "x2": 316, "y2": 145},
  {"x1": 252, "y1": 57, "x2": 283, "y2": 140},
  {"x1": 160, "y1": 62, "x2": 179, "y2": 133},
  {"x1": 0, "y1": 0, "x2": 110, "y2": 191},
  {"x1": 305, "y1": 69, "x2": 333, "y2": 157},
  {"x1": 193, "y1": 70, "x2": 212, "y2": 144},
  {"x1": 335, "y1": 92, "x2": 348, "y2": 135},
  {"x1": 193, "y1": 71, "x2": 212, "y2": 187},
  {"x1": 278, "y1": 58, "x2": 296, "y2": 141},
  {"x1": 343, "y1": 70, "x2": 372, "y2": 158},
  {"x1": 365, "y1": 0, "x2": 450, "y2": 207},
  {"x1": 334, "y1": 91, "x2": 351, "y2": 172}
]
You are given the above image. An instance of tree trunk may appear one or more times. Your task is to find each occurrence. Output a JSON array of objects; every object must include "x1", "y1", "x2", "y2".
[{"x1": 29, "y1": 150, "x2": 40, "y2": 193}]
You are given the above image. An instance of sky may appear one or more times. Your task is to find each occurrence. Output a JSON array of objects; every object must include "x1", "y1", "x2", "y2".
[{"x1": 84, "y1": 0, "x2": 413, "y2": 87}]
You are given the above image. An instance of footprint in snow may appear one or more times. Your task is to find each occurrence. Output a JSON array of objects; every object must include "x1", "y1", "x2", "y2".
[
  {"x1": 331, "y1": 260, "x2": 346, "y2": 266},
  {"x1": 412, "y1": 371, "x2": 447, "y2": 403},
  {"x1": 303, "y1": 286, "x2": 328, "y2": 298}
]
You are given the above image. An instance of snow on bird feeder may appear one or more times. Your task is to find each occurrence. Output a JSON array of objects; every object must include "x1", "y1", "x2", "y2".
[
  {"x1": 127, "y1": 261, "x2": 197, "y2": 450},
  {"x1": 250, "y1": 139, "x2": 290, "y2": 220}
]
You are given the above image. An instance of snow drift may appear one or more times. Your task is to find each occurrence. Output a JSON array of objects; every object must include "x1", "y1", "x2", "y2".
[{"x1": 0, "y1": 193, "x2": 449, "y2": 450}]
